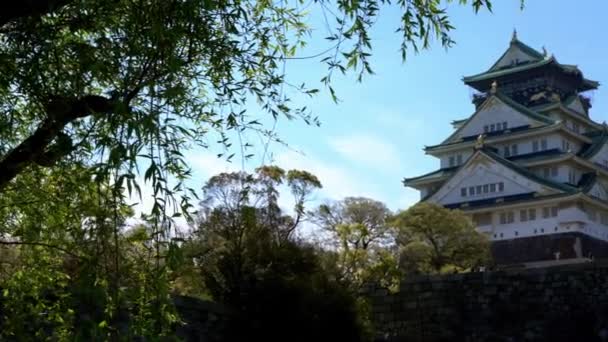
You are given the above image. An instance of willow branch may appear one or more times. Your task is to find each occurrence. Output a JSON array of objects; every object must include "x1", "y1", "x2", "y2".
[{"x1": 0, "y1": 239, "x2": 85, "y2": 259}]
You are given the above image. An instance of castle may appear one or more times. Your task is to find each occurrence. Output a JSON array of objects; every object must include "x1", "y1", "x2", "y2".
[{"x1": 404, "y1": 32, "x2": 608, "y2": 266}]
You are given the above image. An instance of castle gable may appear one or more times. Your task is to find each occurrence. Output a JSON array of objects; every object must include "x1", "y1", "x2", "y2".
[
  {"x1": 428, "y1": 151, "x2": 565, "y2": 205},
  {"x1": 587, "y1": 181, "x2": 608, "y2": 201},
  {"x1": 586, "y1": 139, "x2": 608, "y2": 165},
  {"x1": 566, "y1": 96, "x2": 587, "y2": 115},
  {"x1": 444, "y1": 96, "x2": 549, "y2": 144},
  {"x1": 490, "y1": 44, "x2": 541, "y2": 71}
]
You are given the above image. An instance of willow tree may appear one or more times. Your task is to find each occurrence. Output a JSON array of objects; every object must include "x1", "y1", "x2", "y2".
[
  {"x1": 0, "y1": 0, "x2": 510, "y2": 338},
  {"x1": 0, "y1": 0, "x2": 504, "y2": 197}
]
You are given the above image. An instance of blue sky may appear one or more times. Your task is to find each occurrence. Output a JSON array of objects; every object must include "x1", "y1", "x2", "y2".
[{"x1": 175, "y1": 0, "x2": 608, "y2": 216}]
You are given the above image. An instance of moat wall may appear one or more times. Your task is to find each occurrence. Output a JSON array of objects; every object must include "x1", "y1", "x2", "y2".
[{"x1": 368, "y1": 260, "x2": 608, "y2": 342}]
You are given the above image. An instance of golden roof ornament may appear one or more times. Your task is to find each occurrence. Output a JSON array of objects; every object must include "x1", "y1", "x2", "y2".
[
  {"x1": 475, "y1": 134, "x2": 486, "y2": 149},
  {"x1": 490, "y1": 81, "x2": 498, "y2": 94},
  {"x1": 542, "y1": 46, "x2": 548, "y2": 57},
  {"x1": 511, "y1": 29, "x2": 517, "y2": 43}
]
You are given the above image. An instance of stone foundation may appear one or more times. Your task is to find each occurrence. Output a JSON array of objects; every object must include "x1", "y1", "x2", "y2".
[
  {"x1": 491, "y1": 232, "x2": 608, "y2": 265},
  {"x1": 368, "y1": 261, "x2": 608, "y2": 341}
]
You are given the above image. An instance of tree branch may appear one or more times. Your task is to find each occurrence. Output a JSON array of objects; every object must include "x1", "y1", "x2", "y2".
[
  {"x1": 0, "y1": 239, "x2": 85, "y2": 259},
  {"x1": 0, "y1": 95, "x2": 115, "y2": 190},
  {"x1": 0, "y1": 0, "x2": 73, "y2": 28}
]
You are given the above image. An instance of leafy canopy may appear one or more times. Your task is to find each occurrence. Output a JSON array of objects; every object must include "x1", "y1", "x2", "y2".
[
  {"x1": 391, "y1": 202, "x2": 491, "y2": 274},
  {"x1": 0, "y1": 0, "x2": 505, "y2": 221},
  {"x1": 312, "y1": 197, "x2": 399, "y2": 291}
]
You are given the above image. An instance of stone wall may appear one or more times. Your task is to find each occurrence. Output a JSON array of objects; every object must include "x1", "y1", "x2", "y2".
[
  {"x1": 173, "y1": 295, "x2": 232, "y2": 342},
  {"x1": 368, "y1": 261, "x2": 608, "y2": 341},
  {"x1": 491, "y1": 232, "x2": 608, "y2": 265}
]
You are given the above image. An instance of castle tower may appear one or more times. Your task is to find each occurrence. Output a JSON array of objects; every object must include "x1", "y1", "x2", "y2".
[{"x1": 404, "y1": 34, "x2": 607, "y2": 266}]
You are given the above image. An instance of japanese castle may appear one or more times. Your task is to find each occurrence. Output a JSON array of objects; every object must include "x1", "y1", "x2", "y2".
[{"x1": 404, "y1": 32, "x2": 608, "y2": 266}]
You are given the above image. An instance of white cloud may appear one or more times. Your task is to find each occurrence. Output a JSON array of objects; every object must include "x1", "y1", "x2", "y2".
[
  {"x1": 123, "y1": 149, "x2": 239, "y2": 227},
  {"x1": 328, "y1": 134, "x2": 402, "y2": 168},
  {"x1": 186, "y1": 149, "x2": 240, "y2": 179},
  {"x1": 273, "y1": 149, "x2": 382, "y2": 202},
  {"x1": 125, "y1": 145, "x2": 402, "y2": 230}
]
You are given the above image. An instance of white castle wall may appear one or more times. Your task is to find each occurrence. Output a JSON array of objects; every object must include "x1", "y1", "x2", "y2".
[
  {"x1": 454, "y1": 97, "x2": 536, "y2": 140},
  {"x1": 476, "y1": 204, "x2": 608, "y2": 243},
  {"x1": 437, "y1": 132, "x2": 583, "y2": 170}
]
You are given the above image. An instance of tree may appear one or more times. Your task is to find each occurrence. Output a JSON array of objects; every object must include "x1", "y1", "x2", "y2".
[
  {"x1": 192, "y1": 166, "x2": 321, "y2": 303},
  {"x1": 0, "y1": 165, "x2": 170, "y2": 339},
  {"x1": 0, "y1": 0, "x2": 503, "y2": 202},
  {"x1": 391, "y1": 202, "x2": 491, "y2": 274},
  {"x1": 187, "y1": 169, "x2": 369, "y2": 341},
  {"x1": 311, "y1": 197, "x2": 399, "y2": 291},
  {"x1": 0, "y1": 0, "x2": 513, "y2": 337}
]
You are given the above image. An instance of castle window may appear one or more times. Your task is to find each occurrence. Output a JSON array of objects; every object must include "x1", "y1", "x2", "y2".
[
  {"x1": 484, "y1": 125, "x2": 489, "y2": 133},
  {"x1": 507, "y1": 212, "x2": 514, "y2": 223},
  {"x1": 483, "y1": 184, "x2": 489, "y2": 193},
  {"x1": 589, "y1": 210, "x2": 597, "y2": 221},
  {"x1": 515, "y1": 231, "x2": 519, "y2": 236},
  {"x1": 504, "y1": 146, "x2": 511, "y2": 157},
  {"x1": 500, "y1": 233, "x2": 503, "y2": 238},
  {"x1": 551, "y1": 167, "x2": 558, "y2": 177},
  {"x1": 498, "y1": 182, "x2": 504, "y2": 192},
  {"x1": 502, "y1": 122, "x2": 508, "y2": 130},
  {"x1": 490, "y1": 124, "x2": 495, "y2": 131},
  {"x1": 511, "y1": 144, "x2": 518, "y2": 156},
  {"x1": 543, "y1": 207, "x2": 550, "y2": 218},
  {"x1": 469, "y1": 187, "x2": 475, "y2": 196},
  {"x1": 461, "y1": 188, "x2": 467, "y2": 197},
  {"x1": 499, "y1": 213, "x2": 507, "y2": 224},
  {"x1": 520, "y1": 210, "x2": 528, "y2": 222},
  {"x1": 456, "y1": 154, "x2": 463, "y2": 165},
  {"x1": 541, "y1": 139, "x2": 547, "y2": 150},
  {"x1": 476, "y1": 185, "x2": 482, "y2": 194},
  {"x1": 540, "y1": 228, "x2": 544, "y2": 233},
  {"x1": 543, "y1": 168, "x2": 550, "y2": 178},
  {"x1": 568, "y1": 170, "x2": 576, "y2": 184},
  {"x1": 449, "y1": 156, "x2": 455, "y2": 167},
  {"x1": 529, "y1": 209, "x2": 536, "y2": 220},
  {"x1": 532, "y1": 140, "x2": 539, "y2": 152},
  {"x1": 490, "y1": 183, "x2": 496, "y2": 192}
]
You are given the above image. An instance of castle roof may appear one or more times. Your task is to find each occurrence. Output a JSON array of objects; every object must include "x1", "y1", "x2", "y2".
[
  {"x1": 578, "y1": 128, "x2": 608, "y2": 159},
  {"x1": 425, "y1": 122, "x2": 590, "y2": 153},
  {"x1": 413, "y1": 147, "x2": 578, "y2": 202},
  {"x1": 439, "y1": 92, "x2": 555, "y2": 146},
  {"x1": 462, "y1": 36, "x2": 598, "y2": 92}
]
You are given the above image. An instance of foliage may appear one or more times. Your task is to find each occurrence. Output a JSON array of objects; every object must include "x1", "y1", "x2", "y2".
[
  {"x1": 0, "y1": 166, "x2": 179, "y2": 340},
  {"x1": 391, "y1": 202, "x2": 491, "y2": 274},
  {"x1": 312, "y1": 197, "x2": 400, "y2": 291},
  {"x1": 191, "y1": 166, "x2": 321, "y2": 302},
  {"x1": 224, "y1": 240, "x2": 370, "y2": 342},
  {"x1": 188, "y1": 168, "x2": 369, "y2": 341},
  {"x1": 0, "y1": 0, "x2": 502, "y2": 220},
  {"x1": 0, "y1": 0, "x2": 510, "y2": 338}
]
